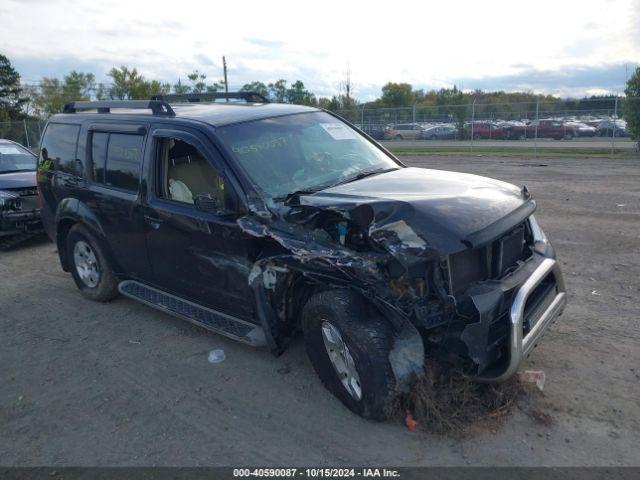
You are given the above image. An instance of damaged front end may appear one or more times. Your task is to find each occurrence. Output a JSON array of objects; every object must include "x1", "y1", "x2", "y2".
[
  {"x1": 237, "y1": 167, "x2": 566, "y2": 389},
  {"x1": 0, "y1": 188, "x2": 42, "y2": 249}
]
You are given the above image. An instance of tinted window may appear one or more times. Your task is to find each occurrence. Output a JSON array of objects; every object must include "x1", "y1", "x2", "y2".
[
  {"x1": 105, "y1": 134, "x2": 144, "y2": 192},
  {"x1": 91, "y1": 132, "x2": 108, "y2": 182},
  {"x1": 39, "y1": 123, "x2": 80, "y2": 173}
]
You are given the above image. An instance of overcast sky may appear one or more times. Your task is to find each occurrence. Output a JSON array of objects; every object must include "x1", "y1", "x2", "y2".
[{"x1": 2, "y1": 0, "x2": 639, "y2": 99}]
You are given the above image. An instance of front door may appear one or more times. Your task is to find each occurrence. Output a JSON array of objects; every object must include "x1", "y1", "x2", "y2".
[{"x1": 142, "y1": 127, "x2": 256, "y2": 321}]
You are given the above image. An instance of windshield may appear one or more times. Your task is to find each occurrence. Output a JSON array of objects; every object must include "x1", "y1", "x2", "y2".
[
  {"x1": 0, "y1": 143, "x2": 37, "y2": 173},
  {"x1": 217, "y1": 112, "x2": 399, "y2": 199}
]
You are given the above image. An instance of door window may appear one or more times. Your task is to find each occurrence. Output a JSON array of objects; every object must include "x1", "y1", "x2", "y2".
[
  {"x1": 105, "y1": 134, "x2": 144, "y2": 191},
  {"x1": 89, "y1": 132, "x2": 144, "y2": 192},
  {"x1": 156, "y1": 138, "x2": 226, "y2": 210}
]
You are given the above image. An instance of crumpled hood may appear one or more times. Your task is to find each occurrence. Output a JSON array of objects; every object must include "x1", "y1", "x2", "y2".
[
  {"x1": 299, "y1": 167, "x2": 535, "y2": 255},
  {"x1": 0, "y1": 171, "x2": 37, "y2": 190}
]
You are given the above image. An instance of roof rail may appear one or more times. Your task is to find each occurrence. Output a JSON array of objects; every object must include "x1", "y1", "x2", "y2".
[
  {"x1": 62, "y1": 100, "x2": 175, "y2": 116},
  {"x1": 151, "y1": 91, "x2": 269, "y2": 104}
]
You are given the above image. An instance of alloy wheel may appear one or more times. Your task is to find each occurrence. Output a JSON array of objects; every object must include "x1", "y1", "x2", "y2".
[{"x1": 321, "y1": 320, "x2": 363, "y2": 401}]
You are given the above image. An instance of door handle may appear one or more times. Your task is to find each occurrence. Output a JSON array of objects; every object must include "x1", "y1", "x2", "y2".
[{"x1": 144, "y1": 215, "x2": 164, "y2": 229}]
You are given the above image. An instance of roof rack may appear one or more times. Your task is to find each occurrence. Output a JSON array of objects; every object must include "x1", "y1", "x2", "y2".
[
  {"x1": 62, "y1": 100, "x2": 175, "y2": 116},
  {"x1": 151, "y1": 91, "x2": 269, "y2": 104}
]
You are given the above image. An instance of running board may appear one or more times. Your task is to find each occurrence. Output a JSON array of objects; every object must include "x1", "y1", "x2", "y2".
[{"x1": 118, "y1": 280, "x2": 267, "y2": 347}]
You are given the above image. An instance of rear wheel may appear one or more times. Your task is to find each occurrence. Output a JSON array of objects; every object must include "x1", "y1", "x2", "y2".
[
  {"x1": 66, "y1": 225, "x2": 118, "y2": 302},
  {"x1": 302, "y1": 290, "x2": 396, "y2": 420}
]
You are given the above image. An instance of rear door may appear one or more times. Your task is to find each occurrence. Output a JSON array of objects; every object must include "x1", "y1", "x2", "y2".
[
  {"x1": 81, "y1": 122, "x2": 151, "y2": 278},
  {"x1": 142, "y1": 126, "x2": 256, "y2": 321}
]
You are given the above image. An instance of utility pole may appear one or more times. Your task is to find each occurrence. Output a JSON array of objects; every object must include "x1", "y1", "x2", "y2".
[{"x1": 222, "y1": 56, "x2": 229, "y2": 101}]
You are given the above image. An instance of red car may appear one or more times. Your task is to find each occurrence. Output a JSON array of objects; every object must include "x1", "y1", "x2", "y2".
[
  {"x1": 469, "y1": 121, "x2": 510, "y2": 139},
  {"x1": 523, "y1": 120, "x2": 578, "y2": 140}
]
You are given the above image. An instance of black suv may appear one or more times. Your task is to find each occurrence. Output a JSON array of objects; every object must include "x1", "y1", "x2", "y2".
[
  {"x1": 38, "y1": 93, "x2": 566, "y2": 419},
  {"x1": 1, "y1": 139, "x2": 42, "y2": 248}
]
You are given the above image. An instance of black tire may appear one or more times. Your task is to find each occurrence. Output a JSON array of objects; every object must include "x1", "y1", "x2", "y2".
[
  {"x1": 564, "y1": 132, "x2": 574, "y2": 140},
  {"x1": 429, "y1": 135, "x2": 437, "y2": 140},
  {"x1": 395, "y1": 134, "x2": 403, "y2": 140},
  {"x1": 302, "y1": 289, "x2": 396, "y2": 420},
  {"x1": 66, "y1": 224, "x2": 119, "y2": 302}
]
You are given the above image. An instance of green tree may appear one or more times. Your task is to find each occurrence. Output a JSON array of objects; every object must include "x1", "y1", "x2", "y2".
[
  {"x1": 286, "y1": 80, "x2": 316, "y2": 106},
  {"x1": 186, "y1": 70, "x2": 224, "y2": 94},
  {"x1": 380, "y1": 82, "x2": 414, "y2": 107},
  {"x1": 0, "y1": 53, "x2": 27, "y2": 119},
  {"x1": 172, "y1": 78, "x2": 190, "y2": 95},
  {"x1": 268, "y1": 79, "x2": 287, "y2": 103},
  {"x1": 240, "y1": 81, "x2": 269, "y2": 99},
  {"x1": 32, "y1": 71, "x2": 96, "y2": 116},
  {"x1": 102, "y1": 66, "x2": 168, "y2": 99},
  {"x1": 187, "y1": 70, "x2": 207, "y2": 93},
  {"x1": 623, "y1": 67, "x2": 640, "y2": 148}
]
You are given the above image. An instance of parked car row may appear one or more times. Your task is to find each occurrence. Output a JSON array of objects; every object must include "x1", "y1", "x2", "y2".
[{"x1": 382, "y1": 117, "x2": 628, "y2": 140}]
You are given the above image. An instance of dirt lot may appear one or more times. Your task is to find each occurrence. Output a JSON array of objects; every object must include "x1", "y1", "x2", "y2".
[{"x1": 1, "y1": 155, "x2": 639, "y2": 466}]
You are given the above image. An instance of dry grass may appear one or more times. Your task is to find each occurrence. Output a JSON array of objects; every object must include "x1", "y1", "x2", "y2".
[{"x1": 388, "y1": 359, "x2": 531, "y2": 436}]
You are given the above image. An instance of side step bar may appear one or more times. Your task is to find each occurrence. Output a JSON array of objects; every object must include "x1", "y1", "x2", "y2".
[{"x1": 118, "y1": 280, "x2": 267, "y2": 347}]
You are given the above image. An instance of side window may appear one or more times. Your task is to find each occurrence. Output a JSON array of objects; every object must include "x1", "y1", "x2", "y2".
[
  {"x1": 91, "y1": 132, "x2": 108, "y2": 182},
  {"x1": 39, "y1": 123, "x2": 80, "y2": 173},
  {"x1": 90, "y1": 133, "x2": 144, "y2": 192},
  {"x1": 156, "y1": 138, "x2": 227, "y2": 210}
]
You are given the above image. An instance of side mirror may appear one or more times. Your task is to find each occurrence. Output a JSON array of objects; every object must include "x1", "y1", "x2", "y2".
[{"x1": 194, "y1": 193, "x2": 220, "y2": 213}]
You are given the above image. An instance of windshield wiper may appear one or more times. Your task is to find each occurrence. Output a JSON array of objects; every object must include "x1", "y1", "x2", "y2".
[
  {"x1": 332, "y1": 167, "x2": 398, "y2": 187},
  {"x1": 276, "y1": 167, "x2": 398, "y2": 205}
]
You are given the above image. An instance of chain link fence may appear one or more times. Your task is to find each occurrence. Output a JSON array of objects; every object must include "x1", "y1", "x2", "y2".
[
  {"x1": 0, "y1": 119, "x2": 46, "y2": 151},
  {"x1": 1, "y1": 97, "x2": 638, "y2": 157},
  {"x1": 335, "y1": 96, "x2": 639, "y2": 158}
]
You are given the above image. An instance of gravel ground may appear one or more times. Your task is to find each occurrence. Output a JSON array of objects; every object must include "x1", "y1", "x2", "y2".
[{"x1": 1, "y1": 155, "x2": 639, "y2": 466}]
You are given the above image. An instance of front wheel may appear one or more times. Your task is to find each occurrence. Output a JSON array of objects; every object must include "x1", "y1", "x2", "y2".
[
  {"x1": 302, "y1": 290, "x2": 396, "y2": 420},
  {"x1": 66, "y1": 224, "x2": 119, "y2": 302}
]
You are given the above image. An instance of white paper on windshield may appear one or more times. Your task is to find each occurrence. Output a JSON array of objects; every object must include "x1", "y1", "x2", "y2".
[
  {"x1": 0, "y1": 146, "x2": 23, "y2": 154},
  {"x1": 320, "y1": 123, "x2": 357, "y2": 140}
]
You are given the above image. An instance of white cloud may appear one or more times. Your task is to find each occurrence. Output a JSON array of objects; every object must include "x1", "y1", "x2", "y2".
[{"x1": 2, "y1": 0, "x2": 639, "y2": 98}]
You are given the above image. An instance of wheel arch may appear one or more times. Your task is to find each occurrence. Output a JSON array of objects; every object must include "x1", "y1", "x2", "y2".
[
  {"x1": 55, "y1": 199, "x2": 119, "y2": 273},
  {"x1": 250, "y1": 257, "x2": 425, "y2": 389}
]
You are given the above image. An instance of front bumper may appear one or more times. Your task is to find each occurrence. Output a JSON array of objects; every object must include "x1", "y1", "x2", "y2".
[
  {"x1": 476, "y1": 257, "x2": 567, "y2": 382},
  {"x1": 0, "y1": 209, "x2": 42, "y2": 236}
]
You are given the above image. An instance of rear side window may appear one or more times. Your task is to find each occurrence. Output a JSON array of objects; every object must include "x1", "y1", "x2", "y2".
[
  {"x1": 90, "y1": 132, "x2": 144, "y2": 192},
  {"x1": 91, "y1": 132, "x2": 108, "y2": 182},
  {"x1": 39, "y1": 123, "x2": 80, "y2": 173}
]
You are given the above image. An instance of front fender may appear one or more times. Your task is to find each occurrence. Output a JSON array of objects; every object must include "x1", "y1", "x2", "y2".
[{"x1": 248, "y1": 255, "x2": 425, "y2": 388}]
